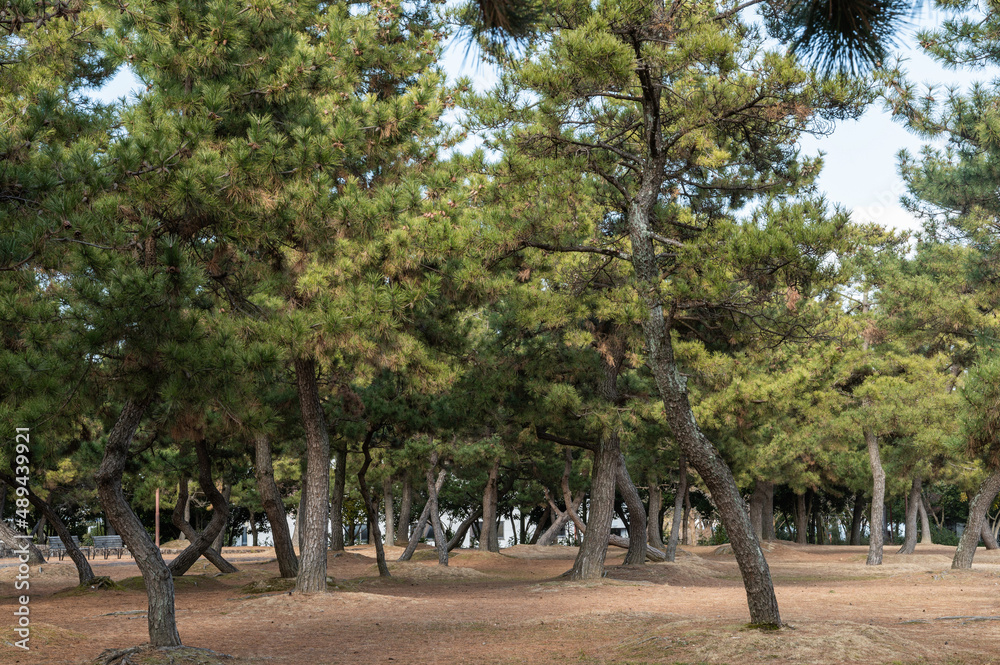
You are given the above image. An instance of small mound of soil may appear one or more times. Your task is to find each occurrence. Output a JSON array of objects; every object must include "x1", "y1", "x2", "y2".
[
  {"x1": 92, "y1": 645, "x2": 235, "y2": 665},
  {"x1": 2, "y1": 622, "x2": 86, "y2": 647},
  {"x1": 406, "y1": 549, "x2": 450, "y2": 563},
  {"x1": 373, "y1": 561, "x2": 488, "y2": 580},
  {"x1": 503, "y1": 545, "x2": 580, "y2": 560},
  {"x1": 158, "y1": 539, "x2": 191, "y2": 549},
  {"x1": 240, "y1": 577, "x2": 296, "y2": 594},
  {"x1": 118, "y1": 575, "x2": 226, "y2": 591},
  {"x1": 0, "y1": 561, "x2": 80, "y2": 582}
]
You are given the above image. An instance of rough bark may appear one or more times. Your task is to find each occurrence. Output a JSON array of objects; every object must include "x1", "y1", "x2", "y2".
[
  {"x1": 169, "y1": 443, "x2": 238, "y2": 576},
  {"x1": 761, "y1": 482, "x2": 775, "y2": 540},
  {"x1": 529, "y1": 506, "x2": 550, "y2": 545},
  {"x1": 682, "y1": 486, "x2": 691, "y2": 546},
  {"x1": 865, "y1": 429, "x2": 885, "y2": 566},
  {"x1": 357, "y1": 429, "x2": 389, "y2": 577},
  {"x1": 981, "y1": 522, "x2": 999, "y2": 550},
  {"x1": 382, "y1": 475, "x2": 395, "y2": 548},
  {"x1": 253, "y1": 434, "x2": 297, "y2": 577},
  {"x1": 94, "y1": 396, "x2": 181, "y2": 647},
  {"x1": 447, "y1": 506, "x2": 483, "y2": 551},
  {"x1": 617, "y1": 453, "x2": 647, "y2": 565},
  {"x1": 0, "y1": 518, "x2": 45, "y2": 564},
  {"x1": 480, "y1": 457, "x2": 501, "y2": 552},
  {"x1": 666, "y1": 453, "x2": 687, "y2": 562},
  {"x1": 398, "y1": 469, "x2": 446, "y2": 561},
  {"x1": 210, "y1": 482, "x2": 231, "y2": 554},
  {"x1": 953, "y1": 470, "x2": 1000, "y2": 569},
  {"x1": 647, "y1": 470, "x2": 664, "y2": 549},
  {"x1": 570, "y1": 438, "x2": 617, "y2": 579},
  {"x1": 329, "y1": 443, "x2": 346, "y2": 552},
  {"x1": 748, "y1": 481, "x2": 766, "y2": 541},
  {"x1": 425, "y1": 452, "x2": 449, "y2": 566},
  {"x1": 795, "y1": 492, "x2": 808, "y2": 545},
  {"x1": 849, "y1": 491, "x2": 865, "y2": 546},
  {"x1": 918, "y1": 496, "x2": 933, "y2": 545},
  {"x1": 0, "y1": 475, "x2": 92, "y2": 583},
  {"x1": 294, "y1": 481, "x2": 305, "y2": 552},
  {"x1": 293, "y1": 356, "x2": 331, "y2": 594},
  {"x1": 897, "y1": 476, "x2": 922, "y2": 554},
  {"x1": 395, "y1": 474, "x2": 412, "y2": 546}
]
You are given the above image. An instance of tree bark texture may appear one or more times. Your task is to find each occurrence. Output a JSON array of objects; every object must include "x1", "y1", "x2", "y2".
[
  {"x1": 850, "y1": 491, "x2": 865, "y2": 546},
  {"x1": 329, "y1": 443, "x2": 346, "y2": 552},
  {"x1": 169, "y1": 443, "x2": 238, "y2": 576},
  {"x1": 666, "y1": 453, "x2": 687, "y2": 562},
  {"x1": 357, "y1": 430, "x2": 389, "y2": 577},
  {"x1": 94, "y1": 396, "x2": 181, "y2": 647},
  {"x1": 617, "y1": 452, "x2": 647, "y2": 565},
  {"x1": 398, "y1": 469, "x2": 446, "y2": 561},
  {"x1": 647, "y1": 470, "x2": 664, "y2": 549},
  {"x1": 395, "y1": 474, "x2": 412, "y2": 546},
  {"x1": 480, "y1": 457, "x2": 501, "y2": 552},
  {"x1": 761, "y1": 482, "x2": 774, "y2": 540},
  {"x1": 981, "y1": 522, "x2": 999, "y2": 550},
  {"x1": 570, "y1": 438, "x2": 618, "y2": 579},
  {"x1": 382, "y1": 475, "x2": 395, "y2": 548},
  {"x1": 447, "y1": 506, "x2": 483, "y2": 551},
  {"x1": 897, "y1": 476, "x2": 922, "y2": 554},
  {"x1": 209, "y1": 482, "x2": 231, "y2": 554},
  {"x1": 253, "y1": 434, "x2": 298, "y2": 577},
  {"x1": 0, "y1": 517, "x2": 45, "y2": 564},
  {"x1": 918, "y1": 496, "x2": 933, "y2": 545},
  {"x1": 865, "y1": 429, "x2": 885, "y2": 566},
  {"x1": 425, "y1": 452, "x2": 449, "y2": 566},
  {"x1": 748, "y1": 481, "x2": 766, "y2": 541},
  {"x1": 953, "y1": 470, "x2": 1000, "y2": 569},
  {"x1": 293, "y1": 356, "x2": 331, "y2": 593}
]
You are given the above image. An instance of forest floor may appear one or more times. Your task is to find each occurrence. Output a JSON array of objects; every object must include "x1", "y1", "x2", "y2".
[{"x1": 2, "y1": 540, "x2": 1000, "y2": 664}]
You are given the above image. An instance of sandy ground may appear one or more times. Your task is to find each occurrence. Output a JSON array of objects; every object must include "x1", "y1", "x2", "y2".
[{"x1": 2, "y1": 541, "x2": 1000, "y2": 664}]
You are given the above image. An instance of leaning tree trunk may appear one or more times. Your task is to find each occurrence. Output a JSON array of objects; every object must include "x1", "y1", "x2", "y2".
[
  {"x1": 953, "y1": 470, "x2": 1000, "y2": 569},
  {"x1": 918, "y1": 496, "x2": 933, "y2": 545},
  {"x1": 293, "y1": 356, "x2": 331, "y2": 594},
  {"x1": 95, "y1": 397, "x2": 181, "y2": 647},
  {"x1": 398, "y1": 469, "x2": 446, "y2": 561},
  {"x1": 210, "y1": 482, "x2": 231, "y2": 554},
  {"x1": 253, "y1": 434, "x2": 298, "y2": 577},
  {"x1": 897, "y1": 476, "x2": 922, "y2": 554},
  {"x1": 447, "y1": 506, "x2": 483, "y2": 551},
  {"x1": 666, "y1": 453, "x2": 687, "y2": 562},
  {"x1": 169, "y1": 443, "x2": 239, "y2": 576},
  {"x1": 0, "y1": 475, "x2": 92, "y2": 583},
  {"x1": 647, "y1": 470, "x2": 664, "y2": 550},
  {"x1": 330, "y1": 443, "x2": 347, "y2": 552},
  {"x1": 865, "y1": 429, "x2": 885, "y2": 566},
  {"x1": 0, "y1": 519, "x2": 45, "y2": 564},
  {"x1": 617, "y1": 453, "x2": 647, "y2": 565},
  {"x1": 849, "y1": 491, "x2": 865, "y2": 546},
  {"x1": 395, "y1": 474, "x2": 412, "y2": 546},
  {"x1": 628, "y1": 172, "x2": 780, "y2": 626},
  {"x1": 382, "y1": 475, "x2": 395, "y2": 548},
  {"x1": 357, "y1": 431, "x2": 389, "y2": 577},
  {"x1": 480, "y1": 457, "x2": 501, "y2": 552},
  {"x1": 981, "y1": 522, "x2": 999, "y2": 550},
  {"x1": 425, "y1": 452, "x2": 449, "y2": 566}
]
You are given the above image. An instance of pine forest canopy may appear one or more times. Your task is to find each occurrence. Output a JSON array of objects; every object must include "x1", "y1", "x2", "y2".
[{"x1": 2, "y1": 0, "x2": 1000, "y2": 654}]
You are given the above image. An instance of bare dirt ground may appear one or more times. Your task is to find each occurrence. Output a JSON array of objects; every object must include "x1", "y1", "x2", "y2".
[{"x1": 3, "y1": 541, "x2": 1000, "y2": 664}]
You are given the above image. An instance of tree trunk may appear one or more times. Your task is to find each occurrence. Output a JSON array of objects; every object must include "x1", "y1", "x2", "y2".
[
  {"x1": 480, "y1": 457, "x2": 501, "y2": 552},
  {"x1": 253, "y1": 434, "x2": 297, "y2": 577},
  {"x1": 169, "y1": 443, "x2": 239, "y2": 576},
  {"x1": 395, "y1": 474, "x2": 412, "y2": 546},
  {"x1": 425, "y1": 452, "x2": 449, "y2": 566},
  {"x1": 0, "y1": 476, "x2": 92, "y2": 583},
  {"x1": 850, "y1": 491, "x2": 865, "y2": 546},
  {"x1": 981, "y1": 522, "x2": 999, "y2": 550},
  {"x1": 897, "y1": 476, "x2": 922, "y2": 554},
  {"x1": 865, "y1": 429, "x2": 885, "y2": 566},
  {"x1": 795, "y1": 492, "x2": 808, "y2": 545},
  {"x1": 761, "y1": 482, "x2": 775, "y2": 540},
  {"x1": 953, "y1": 470, "x2": 1000, "y2": 569},
  {"x1": 447, "y1": 506, "x2": 483, "y2": 551},
  {"x1": 529, "y1": 506, "x2": 550, "y2": 545},
  {"x1": 748, "y1": 480, "x2": 766, "y2": 541},
  {"x1": 666, "y1": 453, "x2": 687, "y2": 562},
  {"x1": 918, "y1": 495, "x2": 933, "y2": 545},
  {"x1": 682, "y1": 486, "x2": 691, "y2": 546},
  {"x1": 250, "y1": 515, "x2": 258, "y2": 547},
  {"x1": 293, "y1": 356, "x2": 331, "y2": 594},
  {"x1": 628, "y1": 192, "x2": 780, "y2": 626},
  {"x1": 398, "y1": 469, "x2": 446, "y2": 561},
  {"x1": 210, "y1": 482, "x2": 231, "y2": 554},
  {"x1": 382, "y1": 475, "x2": 395, "y2": 548},
  {"x1": 617, "y1": 453, "x2": 647, "y2": 565},
  {"x1": 570, "y1": 437, "x2": 618, "y2": 579},
  {"x1": 330, "y1": 443, "x2": 346, "y2": 552},
  {"x1": 357, "y1": 430, "x2": 389, "y2": 577},
  {"x1": 294, "y1": 482, "x2": 305, "y2": 553},
  {"x1": 0, "y1": 518, "x2": 45, "y2": 564},
  {"x1": 647, "y1": 470, "x2": 664, "y2": 550},
  {"x1": 95, "y1": 396, "x2": 181, "y2": 647}
]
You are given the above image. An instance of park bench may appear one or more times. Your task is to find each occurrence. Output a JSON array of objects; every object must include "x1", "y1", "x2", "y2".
[
  {"x1": 48, "y1": 535, "x2": 90, "y2": 561},
  {"x1": 92, "y1": 535, "x2": 128, "y2": 559}
]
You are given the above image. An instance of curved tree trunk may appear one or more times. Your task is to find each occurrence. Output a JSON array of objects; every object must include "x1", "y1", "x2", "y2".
[
  {"x1": 617, "y1": 453, "x2": 647, "y2": 565},
  {"x1": 447, "y1": 506, "x2": 483, "y2": 551},
  {"x1": 329, "y1": 443, "x2": 347, "y2": 552},
  {"x1": 395, "y1": 474, "x2": 412, "y2": 546},
  {"x1": 210, "y1": 482, "x2": 231, "y2": 554},
  {"x1": 95, "y1": 397, "x2": 181, "y2": 647},
  {"x1": 425, "y1": 452, "x2": 449, "y2": 566},
  {"x1": 293, "y1": 356, "x2": 331, "y2": 594},
  {"x1": 480, "y1": 457, "x2": 501, "y2": 552},
  {"x1": 918, "y1": 496, "x2": 933, "y2": 545},
  {"x1": 253, "y1": 434, "x2": 297, "y2": 577},
  {"x1": 0, "y1": 519, "x2": 45, "y2": 564},
  {"x1": 647, "y1": 470, "x2": 664, "y2": 550},
  {"x1": 849, "y1": 491, "x2": 865, "y2": 546},
  {"x1": 897, "y1": 476, "x2": 922, "y2": 554},
  {"x1": 398, "y1": 469, "x2": 446, "y2": 561},
  {"x1": 169, "y1": 442, "x2": 238, "y2": 576},
  {"x1": 0, "y1": 476, "x2": 92, "y2": 583},
  {"x1": 665, "y1": 453, "x2": 687, "y2": 562},
  {"x1": 981, "y1": 522, "x2": 999, "y2": 550},
  {"x1": 865, "y1": 429, "x2": 885, "y2": 566},
  {"x1": 953, "y1": 470, "x2": 1000, "y2": 569},
  {"x1": 357, "y1": 429, "x2": 389, "y2": 577}
]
